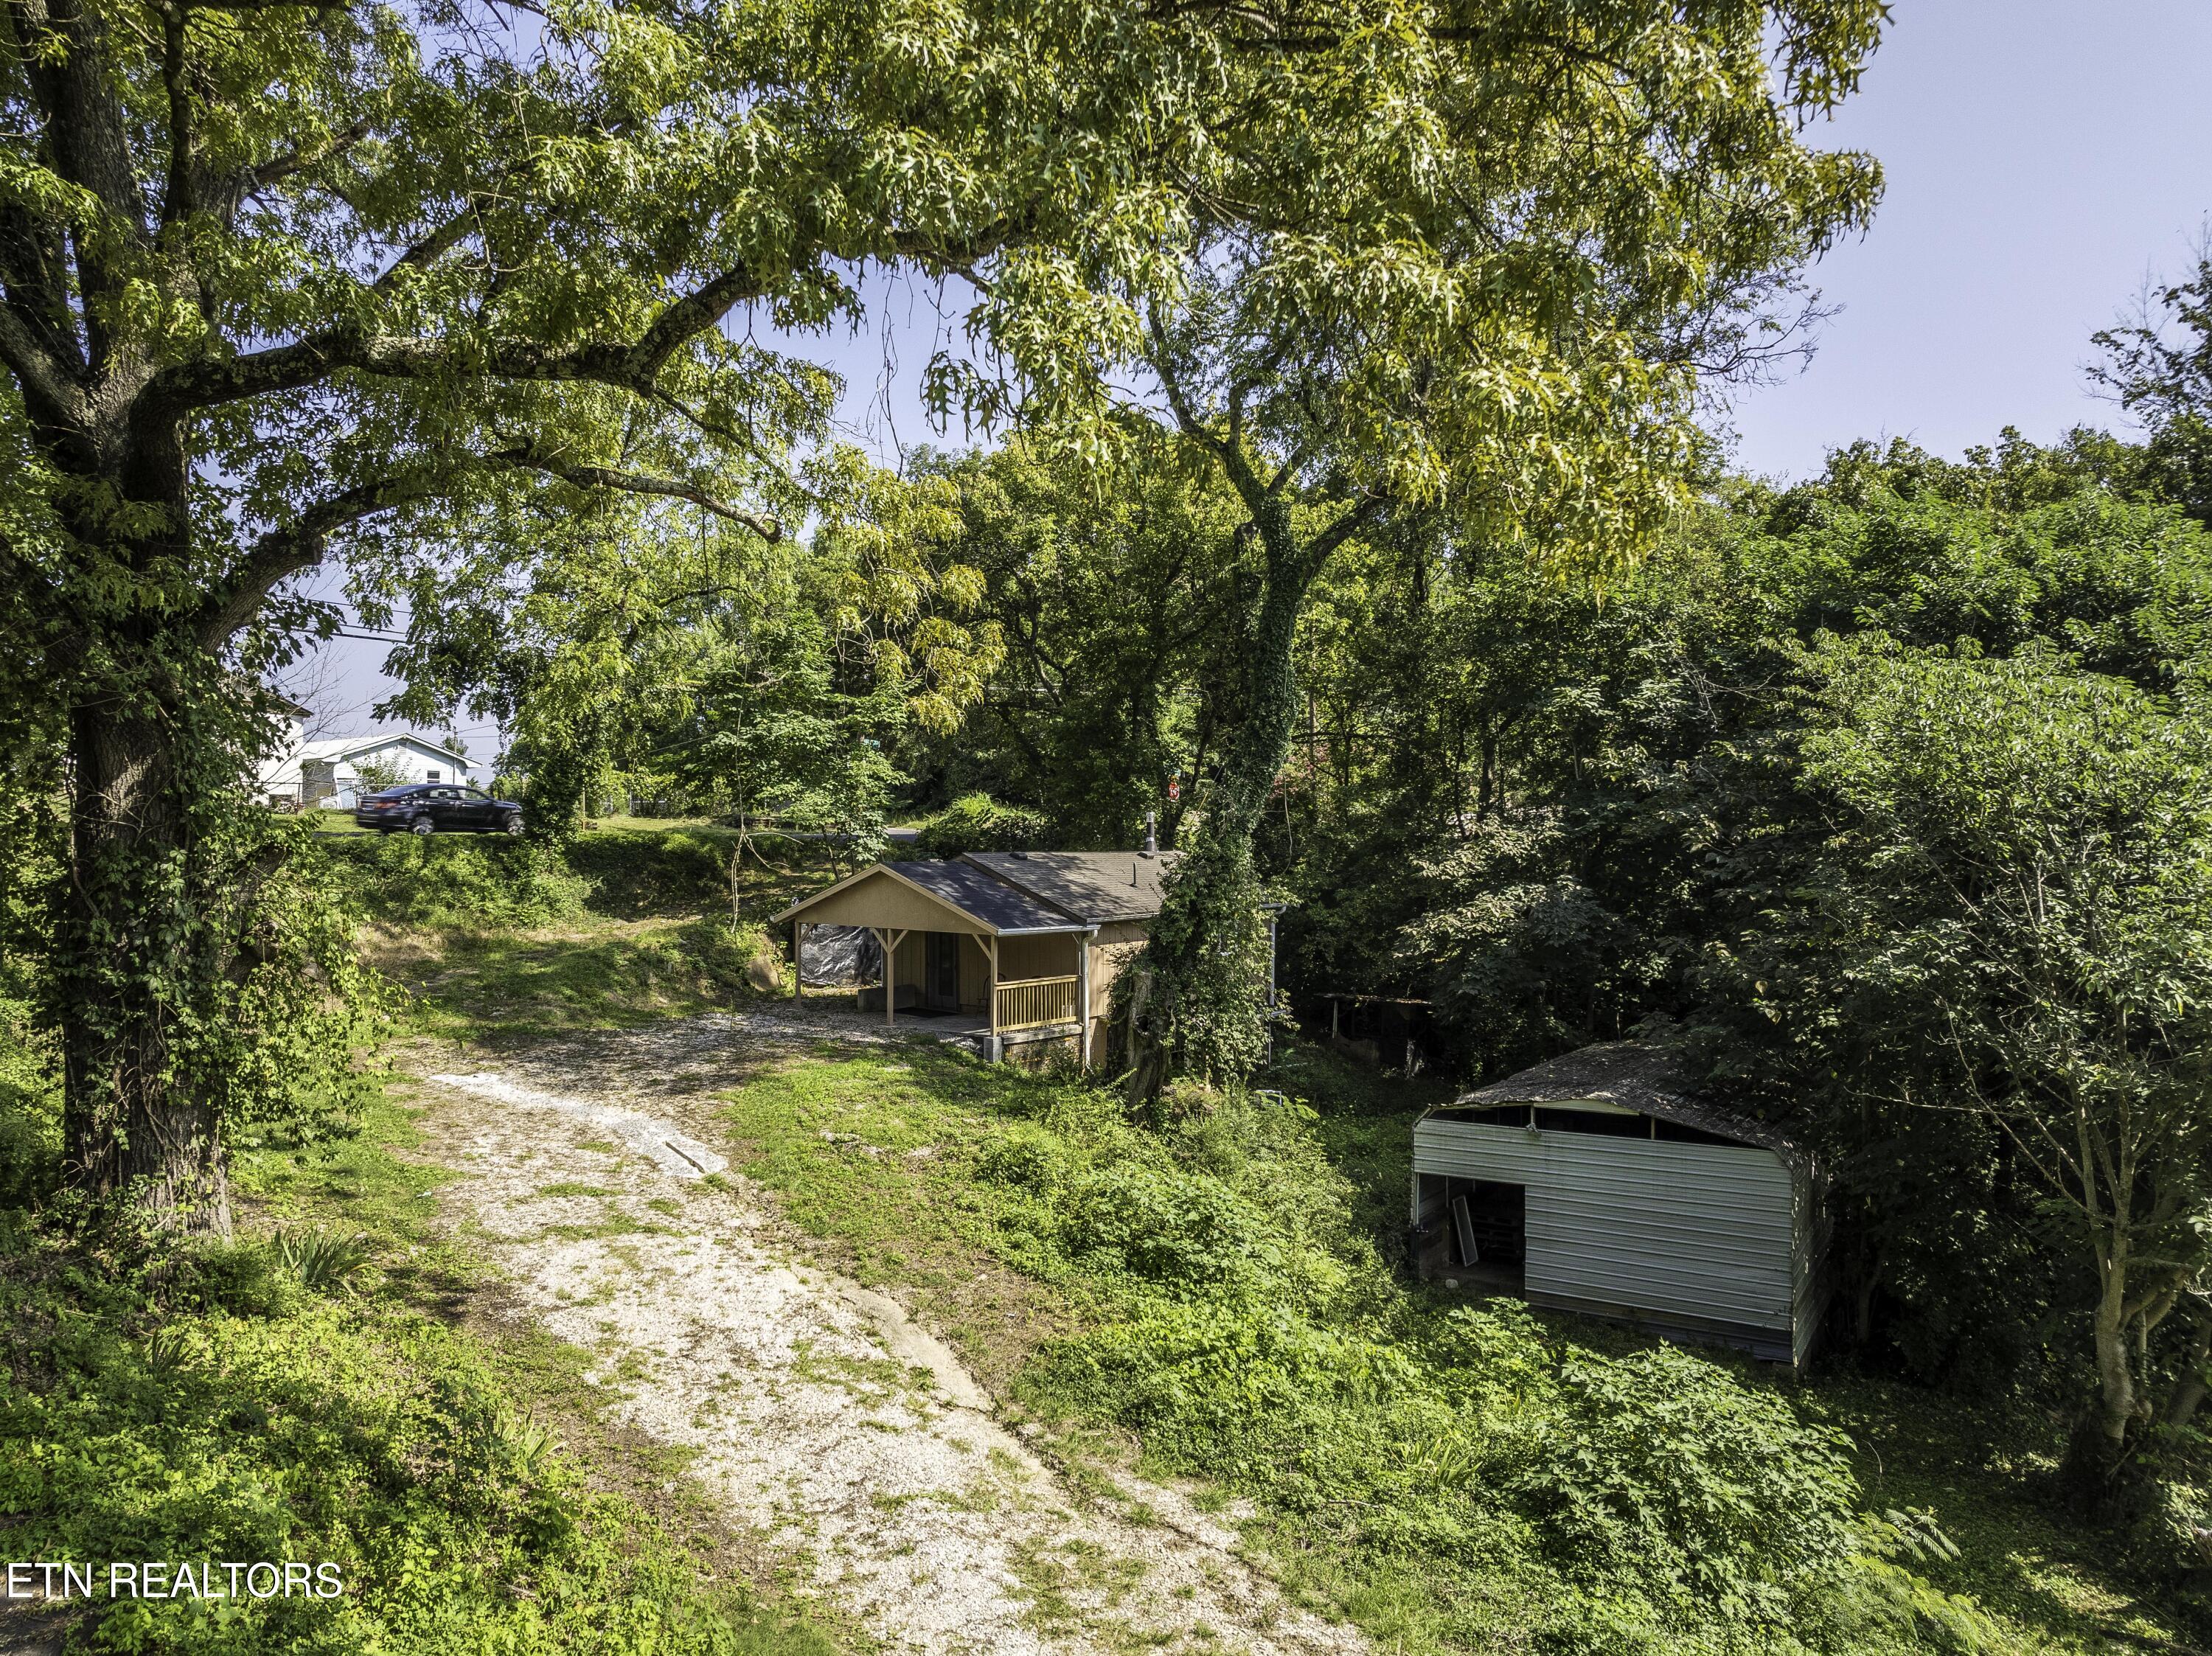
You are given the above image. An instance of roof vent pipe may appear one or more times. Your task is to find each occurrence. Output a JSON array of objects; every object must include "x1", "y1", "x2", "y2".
[{"x1": 1142, "y1": 812, "x2": 1158, "y2": 857}]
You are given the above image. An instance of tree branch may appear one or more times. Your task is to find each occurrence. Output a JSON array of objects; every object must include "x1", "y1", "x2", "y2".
[
  {"x1": 193, "y1": 442, "x2": 779, "y2": 648},
  {"x1": 481, "y1": 445, "x2": 781, "y2": 540},
  {"x1": 193, "y1": 470, "x2": 449, "y2": 647},
  {"x1": 155, "y1": 0, "x2": 199, "y2": 232},
  {"x1": 219, "y1": 119, "x2": 375, "y2": 228},
  {"x1": 137, "y1": 262, "x2": 765, "y2": 418},
  {"x1": 370, "y1": 205, "x2": 477, "y2": 290},
  {"x1": 0, "y1": 300, "x2": 90, "y2": 430}
]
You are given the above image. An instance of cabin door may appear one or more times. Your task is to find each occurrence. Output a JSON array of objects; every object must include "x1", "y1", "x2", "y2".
[{"x1": 925, "y1": 933, "x2": 961, "y2": 1010}]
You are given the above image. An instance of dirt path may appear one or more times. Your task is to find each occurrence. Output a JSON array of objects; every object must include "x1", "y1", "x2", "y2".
[{"x1": 400, "y1": 1012, "x2": 1366, "y2": 1656}]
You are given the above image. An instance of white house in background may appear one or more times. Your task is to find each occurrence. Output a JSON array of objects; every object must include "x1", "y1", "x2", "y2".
[{"x1": 260, "y1": 731, "x2": 472, "y2": 807}]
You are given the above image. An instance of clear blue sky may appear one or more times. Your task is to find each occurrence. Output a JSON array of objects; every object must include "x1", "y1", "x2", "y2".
[
  {"x1": 1725, "y1": 0, "x2": 2212, "y2": 480},
  {"x1": 299, "y1": 1, "x2": 2212, "y2": 759}
]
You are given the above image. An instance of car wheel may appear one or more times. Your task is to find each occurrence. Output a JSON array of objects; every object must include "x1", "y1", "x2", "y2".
[
  {"x1": 410, "y1": 817, "x2": 434, "y2": 836},
  {"x1": 504, "y1": 813, "x2": 525, "y2": 836}
]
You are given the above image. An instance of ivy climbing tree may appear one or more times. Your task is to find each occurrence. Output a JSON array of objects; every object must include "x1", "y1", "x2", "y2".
[{"x1": 1091, "y1": 4, "x2": 1891, "y2": 1095}]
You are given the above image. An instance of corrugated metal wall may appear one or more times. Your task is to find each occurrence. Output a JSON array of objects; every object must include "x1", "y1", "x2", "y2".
[{"x1": 1412, "y1": 1121, "x2": 1799, "y2": 1338}]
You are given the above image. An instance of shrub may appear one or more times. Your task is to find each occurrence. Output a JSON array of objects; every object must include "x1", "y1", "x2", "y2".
[
  {"x1": 911, "y1": 793, "x2": 1051, "y2": 857},
  {"x1": 271, "y1": 1228, "x2": 374, "y2": 1296},
  {"x1": 1057, "y1": 1163, "x2": 1276, "y2": 1294},
  {"x1": 973, "y1": 1130, "x2": 1066, "y2": 1193},
  {"x1": 1518, "y1": 1344, "x2": 1862, "y2": 1625},
  {"x1": 182, "y1": 1239, "x2": 305, "y2": 1319}
]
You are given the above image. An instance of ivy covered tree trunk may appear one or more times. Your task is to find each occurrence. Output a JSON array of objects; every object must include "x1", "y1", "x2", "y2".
[
  {"x1": 58, "y1": 661, "x2": 233, "y2": 1232},
  {"x1": 1127, "y1": 482, "x2": 1372, "y2": 1100}
]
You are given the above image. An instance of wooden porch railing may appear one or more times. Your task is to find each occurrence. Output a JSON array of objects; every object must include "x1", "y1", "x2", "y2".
[{"x1": 995, "y1": 974, "x2": 1079, "y2": 1032}]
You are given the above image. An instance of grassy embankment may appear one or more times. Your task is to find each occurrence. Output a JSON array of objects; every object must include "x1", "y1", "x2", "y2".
[
  {"x1": 712, "y1": 1034, "x2": 2199, "y2": 1656},
  {"x1": 0, "y1": 826, "x2": 841, "y2": 1655}
]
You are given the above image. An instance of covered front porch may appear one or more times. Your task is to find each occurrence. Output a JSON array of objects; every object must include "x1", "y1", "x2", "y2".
[{"x1": 844, "y1": 926, "x2": 1082, "y2": 1034}]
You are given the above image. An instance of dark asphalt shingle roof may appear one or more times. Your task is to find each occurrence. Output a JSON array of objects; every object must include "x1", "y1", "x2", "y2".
[
  {"x1": 959, "y1": 851, "x2": 1180, "y2": 925},
  {"x1": 888, "y1": 859, "x2": 1085, "y2": 932}
]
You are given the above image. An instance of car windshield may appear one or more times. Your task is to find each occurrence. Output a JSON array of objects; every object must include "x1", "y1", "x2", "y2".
[{"x1": 366, "y1": 787, "x2": 417, "y2": 800}]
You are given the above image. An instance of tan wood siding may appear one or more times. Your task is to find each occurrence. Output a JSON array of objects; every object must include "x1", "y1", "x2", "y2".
[
  {"x1": 889, "y1": 930, "x2": 925, "y2": 991},
  {"x1": 996, "y1": 933, "x2": 1082, "y2": 981},
  {"x1": 793, "y1": 869, "x2": 985, "y2": 933},
  {"x1": 1084, "y1": 930, "x2": 1151, "y2": 1059},
  {"x1": 959, "y1": 933, "x2": 992, "y2": 1013}
]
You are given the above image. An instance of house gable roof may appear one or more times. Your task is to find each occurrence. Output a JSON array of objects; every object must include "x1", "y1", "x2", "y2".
[
  {"x1": 771, "y1": 858, "x2": 1084, "y2": 935},
  {"x1": 959, "y1": 850, "x2": 1179, "y2": 924},
  {"x1": 296, "y1": 732, "x2": 471, "y2": 766},
  {"x1": 894, "y1": 859, "x2": 1087, "y2": 933}
]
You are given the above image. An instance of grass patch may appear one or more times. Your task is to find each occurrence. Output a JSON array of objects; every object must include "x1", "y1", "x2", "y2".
[{"x1": 372, "y1": 916, "x2": 778, "y2": 1042}]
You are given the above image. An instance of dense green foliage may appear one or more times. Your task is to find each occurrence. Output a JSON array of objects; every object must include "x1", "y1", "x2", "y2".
[
  {"x1": 22, "y1": 0, "x2": 1898, "y2": 1225},
  {"x1": 906, "y1": 426, "x2": 2212, "y2": 1531},
  {"x1": 323, "y1": 825, "x2": 757, "y2": 929},
  {"x1": 909, "y1": 793, "x2": 1052, "y2": 859}
]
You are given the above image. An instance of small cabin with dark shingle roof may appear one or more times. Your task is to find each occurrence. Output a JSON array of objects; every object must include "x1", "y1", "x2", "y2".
[
  {"x1": 771, "y1": 850, "x2": 1188, "y2": 1065},
  {"x1": 1411, "y1": 1041, "x2": 1830, "y2": 1368}
]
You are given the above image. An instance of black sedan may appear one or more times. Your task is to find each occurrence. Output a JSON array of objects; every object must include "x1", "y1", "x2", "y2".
[{"x1": 355, "y1": 782, "x2": 525, "y2": 836}]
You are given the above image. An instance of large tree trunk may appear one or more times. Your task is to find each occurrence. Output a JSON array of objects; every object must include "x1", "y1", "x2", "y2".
[
  {"x1": 59, "y1": 686, "x2": 234, "y2": 1236},
  {"x1": 1126, "y1": 492, "x2": 1338, "y2": 1100}
]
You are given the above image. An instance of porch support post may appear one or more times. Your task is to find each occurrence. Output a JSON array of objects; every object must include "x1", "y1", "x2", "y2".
[
  {"x1": 880, "y1": 928, "x2": 909, "y2": 1024},
  {"x1": 871, "y1": 928, "x2": 890, "y2": 1026},
  {"x1": 985, "y1": 935, "x2": 1000, "y2": 1035},
  {"x1": 792, "y1": 920, "x2": 803, "y2": 1001},
  {"x1": 1078, "y1": 928, "x2": 1095, "y2": 1068}
]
